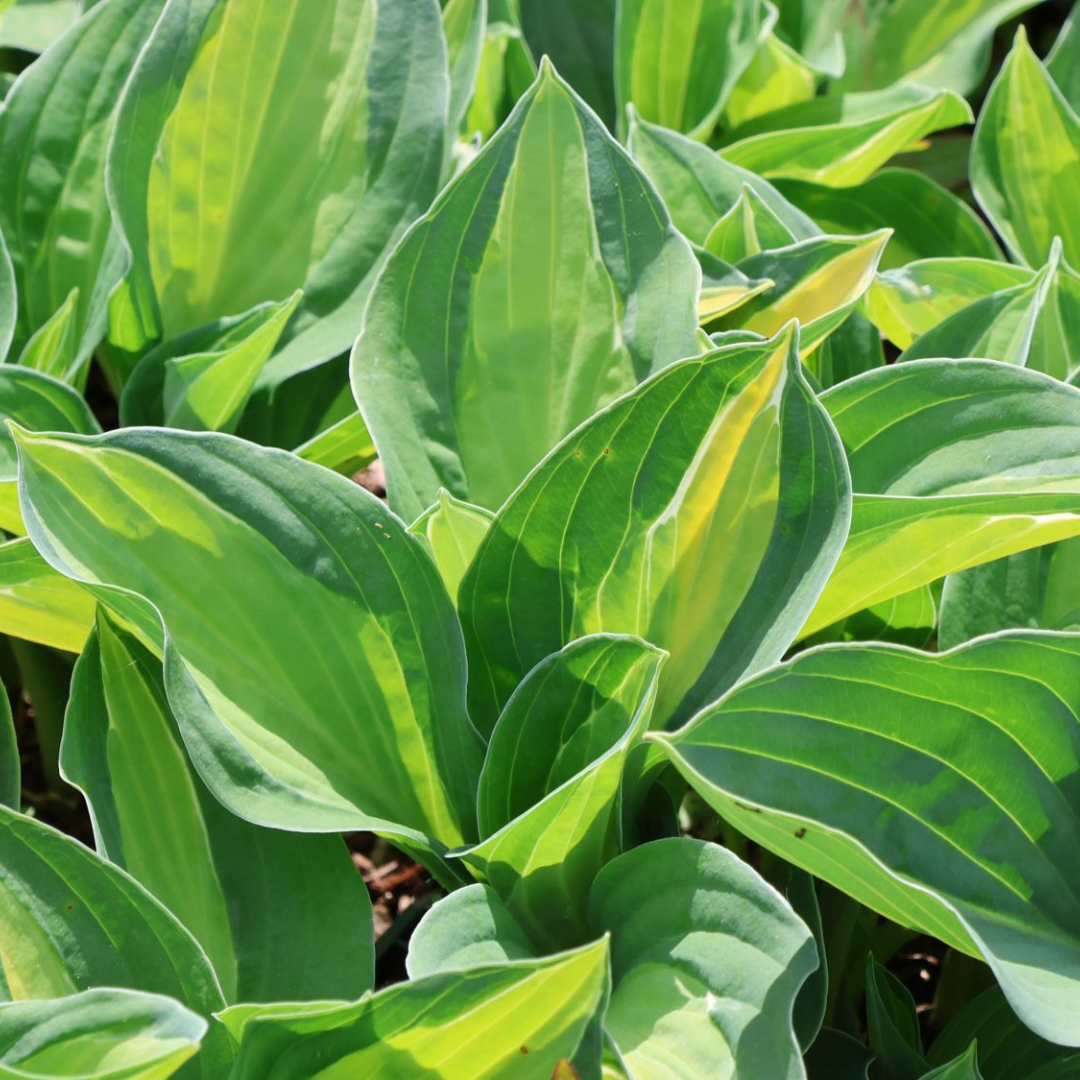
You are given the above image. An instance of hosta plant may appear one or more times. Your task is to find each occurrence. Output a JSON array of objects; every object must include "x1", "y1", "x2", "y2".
[{"x1": 2, "y1": 0, "x2": 1080, "y2": 1078}]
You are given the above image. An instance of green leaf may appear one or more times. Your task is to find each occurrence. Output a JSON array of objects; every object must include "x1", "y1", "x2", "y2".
[
  {"x1": 465, "y1": 19, "x2": 537, "y2": 140},
  {"x1": 0, "y1": 805, "x2": 227, "y2": 1072},
  {"x1": 704, "y1": 184, "x2": 797, "y2": 264},
  {"x1": 0, "y1": 537, "x2": 94, "y2": 653},
  {"x1": 810, "y1": 309, "x2": 886, "y2": 389},
  {"x1": 293, "y1": 410, "x2": 377, "y2": 478},
  {"x1": 695, "y1": 246, "x2": 775, "y2": 325},
  {"x1": 866, "y1": 955, "x2": 927, "y2": 1080},
  {"x1": 722, "y1": 85, "x2": 973, "y2": 186},
  {"x1": 444, "y1": 0, "x2": 488, "y2": 137},
  {"x1": 804, "y1": 1027, "x2": 876, "y2": 1079},
  {"x1": 716, "y1": 230, "x2": 890, "y2": 357},
  {"x1": 223, "y1": 939, "x2": 610, "y2": 1080},
  {"x1": 928, "y1": 986, "x2": 1080, "y2": 1078},
  {"x1": 1047, "y1": 4, "x2": 1080, "y2": 116},
  {"x1": 457, "y1": 634, "x2": 664, "y2": 949},
  {"x1": 0, "y1": 988, "x2": 206, "y2": 1080},
  {"x1": 0, "y1": 233, "x2": 13, "y2": 364},
  {"x1": 939, "y1": 549, "x2": 1045, "y2": 650},
  {"x1": 0, "y1": 676, "x2": 14, "y2": 811},
  {"x1": 408, "y1": 491, "x2": 493, "y2": 604},
  {"x1": 0, "y1": 366, "x2": 100, "y2": 534},
  {"x1": 0, "y1": 0, "x2": 79, "y2": 52},
  {"x1": 866, "y1": 258, "x2": 1032, "y2": 350},
  {"x1": 108, "y1": 0, "x2": 447, "y2": 386},
  {"x1": 120, "y1": 292, "x2": 301, "y2": 433},
  {"x1": 517, "y1": 0, "x2": 616, "y2": 127},
  {"x1": 722, "y1": 30, "x2": 818, "y2": 129},
  {"x1": 61, "y1": 610, "x2": 374, "y2": 1004},
  {"x1": 588, "y1": 837, "x2": 817, "y2": 1079},
  {"x1": 13, "y1": 428, "x2": 484, "y2": 878},
  {"x1": 0, "y1": 0, "x2": 165, "y2": 378},
  {"x1": 772, "y1": 0, "x2": 846, "y2": 79},
  {"x1": 407, "y1": 884, "x2": 537, "y2": 978},
  {"x1": 922, "y1": 1045, "x2": 984, "y2": 1080},
  {"x1": 614, "y1": 0, "x2": 764, "y2": 140},
  {"x1": 656, "y1": 631, "x2": 1080, "y2": 1047},
  {"x1": 805, "y1": 359, "x2": 1080, "y2": 635},
  {"x1": 972, "y1": 27, "x2": 1080, "y2": 268},
  {"x1": 628, "y1": 112, "x2": 818, "y2": 247},
  {"x1": 353, "y1": 61, "x2": 700, "y2": 522},
  {"x1": 775, "y1": 170, "x2": 1002, "y2": 269},
  {"x1": 459, "y1": 325, "x2": 850, "y2": 735},
  {"x1": 15, "y1": 289, "x2": 78, "y2": 383}
]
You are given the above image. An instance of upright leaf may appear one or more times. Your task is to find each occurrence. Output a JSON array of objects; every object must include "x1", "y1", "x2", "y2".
[
  {"x1": 408, "y1": 491, "x2": 494, "y2": 604},
  {"x1": 14, "y1": 429, "x2": 484, "y2": 877},
  {"x1": 444, "y1": 0, "x2": 488, "y2": 137},
  {"x1": 657, "y1": 633, "x2": 1080, "y2": 1047},
  {"x1": 1047, "y1": 4, "x2": 1080, "y2": 116},
  {"x1": 0, "y1": 0, "x2": 166, "y2": 377},
  {"x1": 61, "y1": 611, "x2": 375, "y2": 1004},
  {"x1": 353, "y1": 61, "x2": 700, "y2": 521},
  {"x1": 614, "y1": 0, "x2": 764, "y2": 140},
  {"x1": 108, "y1": 0, "x2": 447, "y2": 385},
  {"x1": 0, "y1": 677, "x2": 14, "y2": 810},
  {"x1": 866, "y1": 956, "x2": 927, "y2": 1080},
  {"x1": 460, "y1": 325, "x2": 851, "y2": 735},
  {"x1": 972, "y1": 28, "x2": 1080, "y2": 267},
  {"x1": 0, "y1": 989, "x2": 206, "y2": 1080},
  {"x1": 15, "y1": 288, "x2": 78, "y2": 383}
]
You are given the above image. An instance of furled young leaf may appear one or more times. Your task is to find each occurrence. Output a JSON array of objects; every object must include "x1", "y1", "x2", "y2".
[
  {"x1": 922, "y1": 1045, "x2": 985, "y2": 1080},
  {"x1": 0, "y1": 677, "x2": 14, "y2": 811},
  {"x1": 928, "y1": 986, "x2": 1080, "y2": 1078},
  {"x1": 656, "y1": 632, "x2": 1080, "y2": 1046},
  {"x1": 223, "y1": 940, "x2": 610, "y2": 1080},
  {"x1": 120, "y1": 292, "x2": 302, "y2": 433},
  {"x1": 0, "y1": 367, "x2": 100, "y2": 534},
  {"x1": 1047, "y1": 4, "x2": 1080, "y2": 115},
  {"x1": 353, "y1": 61, "x2": 700, "y2": 522},
  {"x1": 714, "y1": 230, "x2": 890, "y2": 357},
  {"x1": 866, "y1": 258, "x2": 1033, "y2": 350},
  {"x1": 722, "y1": 30, "x2": 818, "y2": 129},
  {"x1": 108, "y1": 0, "x2": 447, "y2": 386},
  {"x1": 457, "y1": 635, "x2": 663, "y2": 948},
  {"x1": 0, "y1": 0, "x2": 166, "y2": 378},
  {"x1": 61, "y1": 611, "x2": 375, "y2": 1004},
  {"x1": 406, "y1": 884, "x2": 536, "y2": 979},
  {"x1": 775, "y1": 170, "x2": 1002, "y2": 269},
  {"x1": 972, "y1": 28, "x2": 1080, "y2": 267},
  {"x1": 589, "y1": 838, "x2": 817, "y2": 1079},
  {"x1": 0, "y1": 538, "x2": 94, "y2": 653},
  {"x1": 628, "y1": 113, "x2": 818, "y2": 247},
  {"x1": 614, "y1": 0, "x2": 764, "y2": 140},
  {"x1": 13, "y1": 428, "x2": 484, "y2": 878},
  {"x1": 866, "y1": 956, "x2": 927, "y2": 1080},
  {"x1": 771, "y1": 0, "x2": 846, "y2": 79},
  {"x1": 408, "y1": 491, "x2": 493, "y2": 604},
  {"x1": 460, "y1": 325, "x2": 851, "y2": 735},
  {"x1": 0, "y1": 989, "x2": 206, "y2": 1080},
  {"x1": 805, "y1": 360, "x2": 1080, "y2": 635},
  {"x1": 465, "y1": 18, "x2": 537, "y2": 140},
  {"x1": 704, "y1": 184, "x2": 797, "y2": 263},
  {"x1": 444, "y1": 0, "x2": 488, "y2": 137},
  {"x1": 15, "y1": 288, "x2": 78, "y2": 383},
  {"x1": 0, "y1": 806, "x2": 228, "y2": 1073},
  {"x1": 721, "y1": 85, "x2": 973, "y2": 186}
]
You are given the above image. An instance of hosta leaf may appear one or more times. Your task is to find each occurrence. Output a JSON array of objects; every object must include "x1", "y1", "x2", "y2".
[
  {"x1": 704, "y1": 185, "x2": 797, "y2": 264},
  {"x1": 0, "y1": 367, "x2": 100, "y2": 534},
  {"x1": 1047, "y1": 4, "x2": 1080, "y2": 116},
  {"x1": 807, "y1": 583, "x2": 938, "y2": 650},
  {"x1": 120, "y1": 293, "x2": 301, "y2": 433},
  {"x1": 13, "y1": 429, "x2": 484, "y2": 877},
  {"x1": 108, "y1": 0, "x2": 447, "y2": 386},
  {"x1": 923, "y1": 1045, "x2": 984, "y2": 1080},
  {"x1": 804, "y1": 360, "x2": 1080, "y2": 635},
  {"x1": 928, "y1": 986, "x2": 1080, "y2": 1078},
  {"x1": 353, "y1": 61, "x2": 700, "y2": 522},
  {"x1": 0, "y1": 677, "x2": 14, "y2": 811},
  {"x1": 223, "y1": 940, "x2": 610, "y2": 1080},
  {"x1": 0, "y1": 0, "x2": 165, "y2": 378},
  {"x1": 407, "y1": 884, "x2": 536, "y2": 978},
  {"x1": 804, "y1": 1028, "x2": 876, "y2": 1079},
  {"x1": 588, "y1": 838, "x2": 817, "y2": 1080},
  {"x1": 61, "y1": 611, "x2": 374, "y2": 1004},
  {"x1": 516, "y1": 0, "x2": 616, "y2": 127},
  {"x1": 971, "y1": 28, "x2": 1080, "y2": 267},
  {"x1": 721, "y1": 85, "x2": 973, "y2": 186},
  {"x1": 460, "y1": 325, "x2": 851, "y2": 735},
  {"x1": 866, "y1": 956, "x2": 927, "y2": 1080},
  {"x1": 0, "y1": 806, "x2": 227, "y2": 1073},
  {"x1": 465, "y1": 19, "x2": 537, "y2": 141},
  {"x1": 614, "y1": 0, "x2": 764, "y2": 140},
  {"x1": 408, "y1": 491, "x2": 493, "y2": 604},
  {"x1": 775, "y1": 170, "x2": 1002, "y2": 269},
  {"x1": 444, "y1": 0, "x2": 488, "y2": 137},
  {"x1": 293, "y1": 411, "x2": 377, "y2": 478},
  {"x1": 722, "y1": 30, "x2": 818, "y2": 129},
  {"x1": 0, "y1": 538, "x2": 94, "y2": 653},
  {"x1": 811, "y1": 309, "x2": 886, "y2": 389},
  {"x1": 772, "y1": 0, "x2": 846, "y2": 78},
  {"x1": 866, "y1": 258, "x2": 1032, "y2": 350},
  {"x1": 940, "y1": 549, "x2": 1046, "y2": 650},
  {"x1": 0, "y1": 989, "x2": 206, "y2": 1080},
  {"x1": 457, "y1": 635, "x2": 664, "y2": 949},
  {"x1": 0, "y1": 235, "x2": 13, "y2": 363},
  {"x1": 715, "y1": 230, "x2": 890, "y2": 357},
  {"x1": 695, "y1": 247, "x2": 775, "y2": 325},
  {"x1": 628, "y1": 113, "x2": 818, "y2": 246},
  {"x1": 657, "y1": 632, "x2": 1080, "y2": 1046},
  {"x1": 0, "y1": 0, "x2": 78, "y2": 52},
  {"x1": 15, "y1": 288, "x2": 77, "y2": 383}
]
